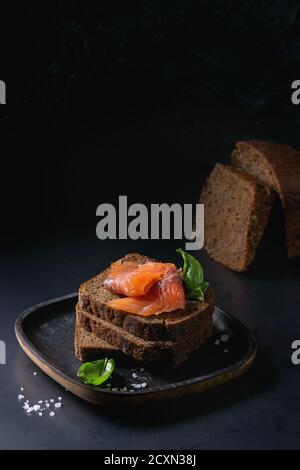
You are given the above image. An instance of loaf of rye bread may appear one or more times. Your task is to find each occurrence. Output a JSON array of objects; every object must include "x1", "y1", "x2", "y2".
[
  {"x1": 200, "y1": 163, "x2": 274, "y2": 271},
  {"x1": 74, "y1": 320, "x2": 119, "y2": 362},
  {"x1": 78, "y1": 253, "x2": 215, "y2": 342},
  {"x1": 76, "y1": 305, "x2": 213, "y2": 366},
  {"x1": 231, "y1": 141, "x2": 300, "y2": 258}
]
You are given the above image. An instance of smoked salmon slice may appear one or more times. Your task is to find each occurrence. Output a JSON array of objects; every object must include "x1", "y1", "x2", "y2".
[
  {"x1": 104, "y1": 261, "x2": 176, "y2": 297},
  {"x1": 105, "y1": 263, "x2": 185, "y2": 316}
]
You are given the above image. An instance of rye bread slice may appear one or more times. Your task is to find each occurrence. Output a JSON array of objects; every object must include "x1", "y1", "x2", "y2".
[
  {"x1": 74, "y1": 321, "x2": 119, "y2": 362},
  {"x1": 200, "y1": 163, "x2": 274, "y2": 271},
  {"x1": 78, "y1": 253, "x2": 215, "y2": 342},
  {"x1": 76, "y1": 305, "x2": 213, "y2": 366},
  {"x1": 231, "y1": 140, "x2": 300, "y2": 258}
]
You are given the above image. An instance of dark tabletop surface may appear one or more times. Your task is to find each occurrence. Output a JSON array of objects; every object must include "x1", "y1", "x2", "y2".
[{"x1": 1, "y1": 229, "x2": 300, "y2": 451}]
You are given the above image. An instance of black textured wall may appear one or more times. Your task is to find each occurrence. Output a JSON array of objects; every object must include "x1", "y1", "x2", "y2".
[{"x1": 1, "y1": 0, "x2": 300, "y2": 238}]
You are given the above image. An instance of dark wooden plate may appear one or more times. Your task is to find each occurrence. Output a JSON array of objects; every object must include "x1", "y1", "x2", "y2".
[{"x1": 15, "y1": 293, "x2": 257, "y2": 405}]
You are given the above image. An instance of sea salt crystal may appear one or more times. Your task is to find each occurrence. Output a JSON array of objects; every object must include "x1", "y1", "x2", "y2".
[
  {"x1": 20, "y1": 387, "x2": 24, "y2": 392},
  {"x1": 58, "y1": 397, "x2": 62, "y2": 401},
  {"x1": 133, "y1": 384, "x2": 141, "y2": 389},
  {"x1": 132, "y1": 373, "x2": 137, "y2": 379},
  {"x1": 141, "y1": 383, "x2": 147, "y2": 388},
  {"x1": 221, "y1": 334, "x2": 229, "y2": 343},
  {"x1": 54, "y1": 402, "x2": 61, "y2": 408},
  {"x1": 33, "y1": 405, "x2": 40, "y2": 411},
  {"x1": 49, "y1": 411, "x2": 55, "y2": 417},
  {"x1": 38, "y1": 412, "x2": 43, "y2": 417},
  {"x1": 50, "y1": 399, "x2": 54, "y2": 403},
  {"x1": 38, "y1": 400, "x2": 43, "y2": 404},
  {"x1": 33, "y1": 372, "x2": 37, "y2": 376},
  {"x1": 46, "y1": 403, "x2": 50, "y2": 408},
  {"x1": 215, "y1": 339, "x2": 220, "y2": 345},
  {"x1": 23, "y1": 403, "x2": 29, "y2": 410},
  {"x1": 18, "y1": 394, "x2": 24, "y2": 400},
  {"x1": 27, "y1": 407, "x2": 34, "y2": 413}
]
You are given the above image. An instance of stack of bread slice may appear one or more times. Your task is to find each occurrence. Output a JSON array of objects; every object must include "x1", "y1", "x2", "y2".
[
  {"x1": 75, "y1": 253, "x2": 215, "y2": 366},
  {"x1": 200, "y1": 141, "x2": 300, "y2": 271}
]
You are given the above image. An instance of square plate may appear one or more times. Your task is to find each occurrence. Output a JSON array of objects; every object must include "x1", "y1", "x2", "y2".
[{"x1": 15, "y1": 293, "x2": 257, "y2": 405}]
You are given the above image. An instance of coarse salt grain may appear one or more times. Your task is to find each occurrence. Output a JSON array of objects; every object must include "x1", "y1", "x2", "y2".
[
  {"x1": 58, "y1": 397, "x2": 62, "y2": 401},
  {"x1": 50, "y1": 399, "x2": 54, "y2": 403},
  {"x1": 38, "y1": 412, "x2": 43, "y2": 416},
  {"x1": 215, "y1": 339, "x2": 220, "y2": 345},
  {"x1": 27, "y1": 407, "x2": 34, "y2": 413},
  {"x1": 134, "y1": 384, "x2": 141, "y2": 389},
  {"x1": 46, "y1": 403, "x2": 50, "y2": 408},
  {"x1": 132, "y1": 373, "x2": 137, "y2": 379},
  {"x1": 18, "y1": 394, "x2": 24, "y2": 400},
  {"x1": 38, "y1": 400, "x2": 43, "y2": 404},
  {"x1": 23, "y1": 403, "x2": 29, "y2": 410},
  {"x1": 221, "y1": 334, "x2": 229, "y2": 343},
  {"x1": 49, "y1": 411, "x2": 55, "y2": 417},
  {"x1": 141, "y1": 383, "x2": 147, "y2": 388},
  {"x1": 224, "y1": 349, "x2": 229, "y2": 353},
  {"x1": 54, "y1": 402, "x2": 61, "y2": 408},
  {"x1": 33, "y1": 372, "x2": 37, "y2": 376},
  {"x1": 140, "y1": 368, "x2": 145, "y2": 372},
  {"x1": 33, "y1": 405, "x2": 40, "y2": 411},
  {"x1": 20, "y1": 387, "x2": 24, "y2": 392}
]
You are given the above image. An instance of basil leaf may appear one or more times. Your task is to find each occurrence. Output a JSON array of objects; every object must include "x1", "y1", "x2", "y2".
[
  {"x1": 176, "y1": 248, "x2": 209, "y2": 301},
  {"x1": 77, "y1": 358, "x2": 115, "y2": 386}
]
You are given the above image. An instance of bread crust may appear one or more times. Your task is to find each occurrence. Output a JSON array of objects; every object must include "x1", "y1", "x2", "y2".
[
  {"x1": 77, "y1": 305, "x2": 213, "y2": 366},
  {"x1": 78, "y1": 254, "x2": 215, "y2": 341},
  {"x1": 232, "y1": 141, "x2": 300, "y2": 258}
]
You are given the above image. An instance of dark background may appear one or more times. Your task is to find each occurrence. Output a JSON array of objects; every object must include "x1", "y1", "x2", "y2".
[
  {"x1": 1, "y1": 0, "x2": 300, "y2": 451},
  {"x1": 1, "y1": 0, "x2": 300, "y2": 241}
]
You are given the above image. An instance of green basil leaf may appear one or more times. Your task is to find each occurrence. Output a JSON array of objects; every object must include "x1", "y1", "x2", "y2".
[
  {"x1": 77, "y1": 358, "x2": 115, "y2": 386},
  {"x1": 176, "y1": 248, "x2": 209, "y2": 301}
]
